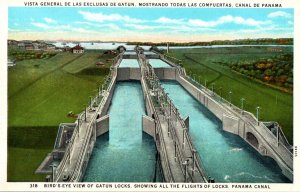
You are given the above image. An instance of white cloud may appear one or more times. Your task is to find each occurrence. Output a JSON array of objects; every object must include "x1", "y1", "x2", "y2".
[
  {"x1": 74, "y1": 21, "x2": 92, "y2": 25},
  {"x1": 235, "y1": 17, "x2": 271, "y2": 26},
  {"x1": 78, "y1": 11, "x2": 143, "y2": 23},
  {"x1": 176, "y1": 26, "x2": 215, "y2": 32},
  {"x1": 124, "y1": 23, "x2": 214, "y2": 33},
  {"x1": 189, "y1": 15, "x2": 271, "y2": 27},
  {"x1": 154, "y1": 17, "x2": 184, "y2": 25},
  {"x1": 31, "y1": 22, "x2": 72, "y2": 31},
  {"x1": 31, "y1": 22, "x2": 51, "y2": 29},
  {"x1": 106, "y1": 24, "x2": 120, "y2": 30},
  {"x1": 125, "y1": 23, "x2": 159, "y2": 30},
  {"x1": 31, "y1": 20, "x2": 100, "y2": 34},
  {"x1": 268, "y1": 11, "x2": 292, "y2": 18},
  {"x1": 56, "y1": 25, "x2": 71, "y2": 30},
  {"x1": 72, "y1": 28, "x2": 95, "y2": 33},
  {"x1": 74, "y1": 21, "x2": 120, "y2": 30},
  {"x1": 188, "y1": 19, "x2": 216, "y2": 27},
  {"x1": 44, "y1": 17, "x2": 57, "y2": 23}
]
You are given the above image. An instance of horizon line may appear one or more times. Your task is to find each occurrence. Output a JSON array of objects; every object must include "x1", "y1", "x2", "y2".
[{"x1": 8, "y1": 37, "x2": 293, "y2": 44}]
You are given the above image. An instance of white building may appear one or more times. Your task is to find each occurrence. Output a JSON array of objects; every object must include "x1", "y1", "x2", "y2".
[{"x1": 71, "y1": 45, "x2": 84, "y2": 54}]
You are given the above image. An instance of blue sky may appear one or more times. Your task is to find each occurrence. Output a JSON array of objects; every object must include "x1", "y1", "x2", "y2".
[{"x1": 8, "y1": 7, "x2": 294, "y2": 42}]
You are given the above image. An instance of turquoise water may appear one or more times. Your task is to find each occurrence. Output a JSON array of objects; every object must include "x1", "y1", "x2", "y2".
[
  {"x1": 83, "y1": 82, "x2": 160, "y2": 182},
  {"x1": 119, "y1": 59, "x2": 140, "y2": 68},
  {"x1": 162, "y1": 81, "x2": 290, "y2": 183},
  {"x1": 149, "y1": 59, "x2": 171, "y2": 68}
]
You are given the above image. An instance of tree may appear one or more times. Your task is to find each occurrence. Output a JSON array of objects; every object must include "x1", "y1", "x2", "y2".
[
  {"x1": 287, "y1": 77, "x2": 293, "y2": 84},
  {"x1": 249, "y1": 70, "x2": 255, "y2": 77},
  {"x1": 264, "y1": 69, "x2": 272, "y2": 76},
  {"x1": 277, "y1": 69, "x2": 284, "y2": 76}
]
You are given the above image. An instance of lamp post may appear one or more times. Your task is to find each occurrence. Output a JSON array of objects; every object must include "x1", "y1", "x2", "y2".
[
  {"x1": 192, "y1": 149, "x2": 197, "y2": 176},
  {"x1": 174, "y1": 141, "x2": 177, "y2": 161},
  {"x1": 90, "y1": 96, "x2": 93, "y2": 110},
  {"x1": 77, "y1": 116, "x2": 82, "y2": 137},
  {"x1": 156, "y1": 88, "x2": 159, "y2": 105},
  {"x1": 182, "y1": 128, "x2": 187, "y2": 148},
  {"x1": 198, "y1": 75, "x2": 201, "y2": 84},
  {"x1": 167, "y1": 115, "x2": 170, "y2": 136},
  {"x1": 241, "y1": 98, "x2": 245, "y2": 111},
  {"x1": 63, "y1": 129, "x2": 68, "y2": 145},
  {"x1": 256, "y1": 106, "x2": 260, "y2": 126},
  {"x1": 211, "y1": 83, "x2": 215, "y2": 95},
  {"x1": 183, "y1": 160, "x2": 188, "y2": 182},
  {"x1": 83, "y1": 104, "x2": 87, "y2": 122},
  {"x1": 175, "y1": 108, "x2": 178, "y2": 123},
  {"x1": 49, "y1": 164, "x2": 57, "y2": 182},
  {"x1": 161, "y1": 87, "x2": 165, "y2": 104},
  {"x1": 166, "y1": 93, "x2": 171, "y2": 113},
  {"x1": 109, "y1": 66, "x2": 112, "y2": 76},
  {"x1": 228, "y1": 91, "x2": 232, "y2": 106},
  {"x1": 219, "y1": 87, "x2": 222, "y2": 101},
  {"x1": 193, "y1": 74, "x2": 196, "y2": 81},
  {"x1": 170, "y1": 100, "x2": 172, "y2": 121}
]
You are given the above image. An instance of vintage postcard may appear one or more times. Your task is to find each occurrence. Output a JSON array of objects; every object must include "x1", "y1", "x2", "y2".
[{"x1": 1, "y1": 0, "x2": 299, "y2": 191}]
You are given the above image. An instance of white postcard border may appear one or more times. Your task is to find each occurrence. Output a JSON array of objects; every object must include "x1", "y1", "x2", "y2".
[{"x1": 1, "y1": 0, "x2": 299, "y2": 191}]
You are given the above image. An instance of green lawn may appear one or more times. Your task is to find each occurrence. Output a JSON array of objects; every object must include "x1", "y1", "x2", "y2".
[
  {"x1": 8, "y1": 148, "x2": 50, "y2": 182},
  {"x1": 7, "y1": 50, "x2": 113, "y2": 181},
  {"x1": 8, "y1": 52, "x2": 80, "y2": 98},
  {"x1": 167, "y1": 46, "x2": 293, "y2": 144},
  {"x1": 62, "y1": 51, "x2": 101, "y2": 74}
]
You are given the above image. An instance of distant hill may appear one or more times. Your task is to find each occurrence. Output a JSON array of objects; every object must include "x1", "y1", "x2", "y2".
[{"x1": 127, "y1": 38, "x2": 293, "y2": 46}]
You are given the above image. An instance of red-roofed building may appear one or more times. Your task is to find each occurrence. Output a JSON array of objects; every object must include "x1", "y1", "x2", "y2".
[{"x1": 71, "y1": 44, "x2": 84, "y2": 54}]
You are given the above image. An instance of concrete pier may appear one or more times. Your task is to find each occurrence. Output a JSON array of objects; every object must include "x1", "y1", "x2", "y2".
[{"x1": 139, "y1": 54, "x2": 207, "y2": 182}]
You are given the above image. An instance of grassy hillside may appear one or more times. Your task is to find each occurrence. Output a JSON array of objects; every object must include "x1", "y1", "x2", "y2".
[
  {"x1": 167, "y1": 46, "x2": 293, "y2": 144},
  {"x1": 8, "y1": 53, "x2": 80, "y2": 97},
  {"x1": 7, "y1": 50, "x2": 114, "y2": 181},
  {"x1": 62, "y1": 51, "x2": 100, "y2": 74}
]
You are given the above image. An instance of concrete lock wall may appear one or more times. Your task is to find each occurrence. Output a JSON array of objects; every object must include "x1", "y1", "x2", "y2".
[
  {"x1": 145, "y1": 55, "x2": 160, "y2": 59},
  {"x1": 141, "y1": 78, "x2": 154, "y2": 116},
  {"x1": 145, "y1": 93, "x2": 154, "y2": 116},
  {"x1": 142, "y1": 115, "x2": 155, "y2": 137},
  {"x1": 130, "y1": 68, "x2": 141, "y2": 80},
  {"x1": 140, "y1": 78, "x2": 174, "y2": 182},
  {"x1": 243, "y1": 123, "x2": 280, "y2": 162},
  {"x1": 117, "y1": 68, "x2": 130, "y2": 81},
  {"x1": 175, "y1": 74, "x2": 293, "y2": 181},
  {"x1": 184, "y1": 116, "x2": 189, "y2": 131},
  {"x1": 96, "y1": 115, "x2": 109, "y2": 137},
  {"x1": 123, "y1": 54, "x2": 138, "y2": 59},
  {"x1": 176, "y1": 76, "x2": 231, "y2": 121},
  {"x1": 236, "y1": 110, "x2": 292, "y2": 180},
  {"x1": 176, "y1": 74, "x2": 281, "y2": 154},
  {"x1": 117, "y1": 68, "x2": 141, "y2": 81},
  {"x1": 243, "y1": 123, "x2": 273, "y2": 157},
  {"x1": 222, "y1": 114, "x2": 239, "y2": 135},
  {"x1": 154, "y1": 68, "x2": 176, "y2": 80},
  {"x1": 100, "y1": 75, "x2": 117, "y2": 117}
]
